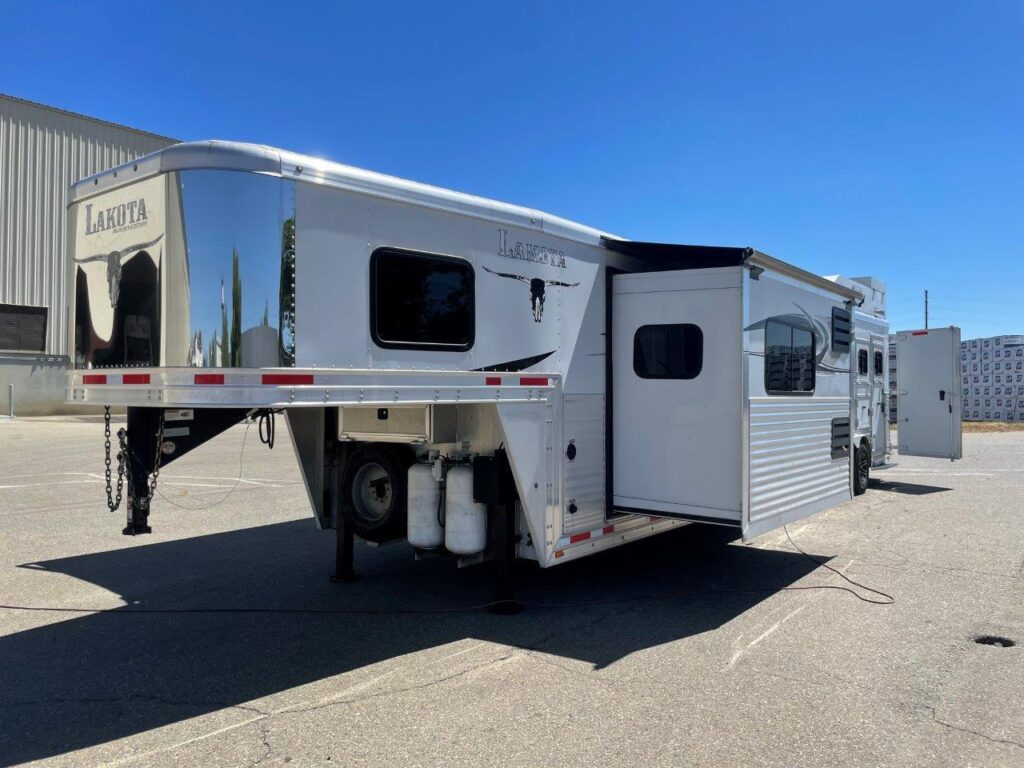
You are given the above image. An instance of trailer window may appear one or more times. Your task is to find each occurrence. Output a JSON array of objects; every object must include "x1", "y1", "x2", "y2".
[
  {"x1": 0, "y1": 303, "x2": 47, "y2": 352},
  {"x1": 765, "y1": 320, "x2": 815, "y2": 394},
  {"x1": 858, "y1": 348, "x2": 868, "y2": 376},
  {"x1": 371, "y1": 248, "x2": 474, "y2": 351},
  {"x1": 633, "y1": 324, "x2": 703, "y2": 379},
  {"x1": 874, "y1": 351, "x2": 884, "y2": 377}
]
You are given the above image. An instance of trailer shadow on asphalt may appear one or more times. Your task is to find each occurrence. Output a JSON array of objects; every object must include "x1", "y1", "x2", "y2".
[
  {"x1": 868, "y1": 479, "x2": 952, "y2": 495},
  {"x1": 2, "y1": 522, "x2": 826, "y2": 766}
]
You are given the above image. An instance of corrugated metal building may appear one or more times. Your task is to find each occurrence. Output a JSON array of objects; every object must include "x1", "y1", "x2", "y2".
[{"x1": 0, "y1": 94, "x2": 175, "y2": 414}]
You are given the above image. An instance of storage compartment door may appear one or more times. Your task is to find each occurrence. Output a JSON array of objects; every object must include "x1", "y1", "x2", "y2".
[
  {"x1": 612, "y1": 270, "x2": 742, "y2": 524},
  {"x1": 895, "y1": 327, "x2": 962, "y2": 459}
]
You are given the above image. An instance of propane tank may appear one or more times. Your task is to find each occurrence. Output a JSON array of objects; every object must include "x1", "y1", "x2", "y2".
[
  {"x1": 444, "y1": 464, "x2": 487, "y2": 555},
  {"x1": 407, "y1": 463, "x2": 443, "y2": 549}
]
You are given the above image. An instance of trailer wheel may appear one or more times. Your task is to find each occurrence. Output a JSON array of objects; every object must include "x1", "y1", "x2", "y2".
[
  {"x1": 854, "y1": 442, "x2": 870, "y2": 496},
  {"x1": 340, "y1": 445, "x2": 409, "y2": 542}
]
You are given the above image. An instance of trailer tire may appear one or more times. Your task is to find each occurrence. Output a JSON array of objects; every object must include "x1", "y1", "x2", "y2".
[
  {"x1": 340, "y1": 445, "x2": 409, "y2": 542},
  {"x1": 854, "y1": 442, "x2": 870, "y2": 496}
]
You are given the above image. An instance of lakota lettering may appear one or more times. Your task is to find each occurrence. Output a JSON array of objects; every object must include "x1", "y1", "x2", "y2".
[{"x1": 84, "y1": 197, "x2": 148, "y2": 235}]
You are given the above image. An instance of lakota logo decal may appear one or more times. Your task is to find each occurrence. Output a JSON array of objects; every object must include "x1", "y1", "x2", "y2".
[
  {"x1": 83, "y1": 198, "x2": 149, "y2": 236},
  {"x1": 497, "y1": 229, "x2": 567, "y2": 269},
  {"x1": 75, "y1": 234, "x2": 164, "y2": 308},
  {"x1": 482, "y1": 265, "x2": 579, "y2": 322}
]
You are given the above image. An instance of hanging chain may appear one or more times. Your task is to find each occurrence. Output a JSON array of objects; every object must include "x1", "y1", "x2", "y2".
[
  {"x1": 148, "y1": 412, "x2": 165, "y2": 500},
  {"x1": 103, "y1": 406, "x2": 125, "y2": 511},
  {"x1": 103, "y1": 407, "x2": 165, "y2": 511}
]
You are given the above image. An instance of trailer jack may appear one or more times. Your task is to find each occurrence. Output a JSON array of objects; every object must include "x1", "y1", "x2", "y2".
[
  {"x1": 102, "y1": 407, "x2": 252, "y2": 535},
  {"x1": 475, "y1": 449, "x2": 523, "y2": 614},
  {"x1": 121, "y1": 407, "x2": 164, "y2": 536}
]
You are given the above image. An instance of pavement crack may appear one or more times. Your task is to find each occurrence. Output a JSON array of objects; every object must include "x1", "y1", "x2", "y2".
[
  {"x1": 251, "y1": 720, "x2": 273, "y2": 766},
  {"x1": 926, "y1": 707, "x2": 1024, "y2": 751},
  {"x1": 286, "y1": 654, "x2": 517, "y2": 714}
]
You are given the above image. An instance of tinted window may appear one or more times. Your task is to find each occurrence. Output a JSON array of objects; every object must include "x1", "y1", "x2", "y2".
[
  {"x1": 0, "y1": 303, "x2": 47, "y2": 352},
  {"x1": 858, "y1": 348, "x2": 868, "y2": 375},
  {"x1": 874, "y1": 351, "x2": 884, "y2": 376},
  {"x1": 765, "y1": 320, "x2": 815, "y2": 394},
  {"x1": 633, "y1": 324, "x2": 703, "y2": 379},
  {"x1": 371, "y1": 249, "x2": 474, "y2": 350}
]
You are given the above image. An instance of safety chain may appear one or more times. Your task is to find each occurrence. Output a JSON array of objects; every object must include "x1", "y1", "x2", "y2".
[
  {"x1": 148, "y1": 412, "x2": 165, "y2": 502},
  {"x1": 103, "y1": 407, "x2": 165, "y2": 512},
  {"x1": 103, "y1": 406, "x2": 125, "y2": 512}
]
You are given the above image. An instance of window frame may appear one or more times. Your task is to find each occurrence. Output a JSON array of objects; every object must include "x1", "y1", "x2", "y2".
[
  {"x1": 874, "y1": 350, "x2": 884, "y2": 377},
  {"x1": 632, "y1": 323, "x2": 704, "y2": 380},
  {"x1": 764, "y1": 319, "x2": 816, "y2": 396},
  {"x1": 368, "y1": 246, "x2": 475, "y2": 352},
  {"x1": 0, "y1": 303, "x2": 48, "y2": 353}
]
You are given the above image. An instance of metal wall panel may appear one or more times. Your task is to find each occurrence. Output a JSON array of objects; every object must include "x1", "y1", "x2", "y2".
[
  {"x1": 0, "y1": 95, "x2": 174, "y2": 356},
  {"x1": 747, "y1": 397, "x2": 851, "y2": 530}
]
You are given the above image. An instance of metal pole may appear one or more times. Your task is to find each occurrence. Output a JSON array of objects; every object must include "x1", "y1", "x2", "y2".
[
  {"x1": 925, "y1": 290, "x2": 929, "y2": 330},
  {"x1": 7, "y1": 383, "x2": 12, "y2": 420}
]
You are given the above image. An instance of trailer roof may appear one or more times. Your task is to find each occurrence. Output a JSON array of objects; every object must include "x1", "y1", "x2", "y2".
[
  {"x1": 70, "y1": 140, "x2": 861, "y2": 300},
  {"x1": 69, "y1": 140, "x2": 614, "y2": 247},
  {"x1": 602, "y1": 238, "x2": 863, "y2": 300}
]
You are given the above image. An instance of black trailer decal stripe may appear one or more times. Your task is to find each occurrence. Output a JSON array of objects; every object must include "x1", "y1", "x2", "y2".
[{"x1": 475, "y1": 350, "x2": 555, "y2": 372}]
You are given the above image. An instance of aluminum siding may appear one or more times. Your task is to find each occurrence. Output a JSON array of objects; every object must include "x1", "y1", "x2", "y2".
[
  {"x1": 748, "y1": 397, "x2": 850, "y2": 527},
  {"x1": 0, "y1": 95, "x2": 173, "y2": 355},
  {"x1": 562, "y1": 394, "x2": 606, "y2": 534}
]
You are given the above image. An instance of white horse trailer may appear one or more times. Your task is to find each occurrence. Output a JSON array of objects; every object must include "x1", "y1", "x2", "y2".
[{"x1": 65, "y1": 141, "x2": 962, "y2": 607}]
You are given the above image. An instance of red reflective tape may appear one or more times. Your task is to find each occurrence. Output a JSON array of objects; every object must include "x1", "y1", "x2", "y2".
[
  {"x1": 485, "y1": 376, "x2": 502, "y2": 386},
  {"x1": 82, "y1": 374, "x2": 107, "y2": 385},
  {"x1": 569, "y1": 532, "x2": 591, "y2": 544},
  {"x1": 122, "y1": 374, "x2": 150, "y2": 385},
  {"x1": 519, "y1": 376, "x2": 548, "y2": 386},
  {"x1": 262, "y1": 373, "x2": 314, "y2": 385},
  {"x1": 912, "y1": 331, "x2": 928, "y2": 336},
  {"x1": 194, "y1": 373, "x2": 224, "y2": 385},
  {"x1": 602, "y1": 525, "x2": 615, "y2": 535}
]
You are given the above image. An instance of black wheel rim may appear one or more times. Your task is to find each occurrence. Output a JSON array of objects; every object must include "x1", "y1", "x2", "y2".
[{"x1": 857, "y1": 450, "x2": 869, "y2": 483}]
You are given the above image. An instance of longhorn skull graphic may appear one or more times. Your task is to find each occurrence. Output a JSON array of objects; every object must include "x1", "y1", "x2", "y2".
[
  {"x1": 482, "y1": 265, "x2": 579, "y2": 322},
  {"x1": 74, "y1": 234, "x2": 164, "y2": 308}
]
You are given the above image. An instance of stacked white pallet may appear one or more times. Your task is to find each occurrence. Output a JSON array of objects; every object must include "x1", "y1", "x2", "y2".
[{"x1": 960, "y1": 335, "x2": 1024, "y2": 422}]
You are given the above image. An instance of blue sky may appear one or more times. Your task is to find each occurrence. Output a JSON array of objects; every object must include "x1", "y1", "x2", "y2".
[{"x1": 3, "y1": 1, "x2": 1021, "y2": 338}]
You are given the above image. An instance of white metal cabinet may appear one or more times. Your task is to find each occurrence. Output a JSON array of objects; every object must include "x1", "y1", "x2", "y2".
[{"x1": 895, "y1": 327, "x2": 962, "y2": 459}]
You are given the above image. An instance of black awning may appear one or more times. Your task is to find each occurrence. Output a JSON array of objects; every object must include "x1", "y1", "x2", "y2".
[{"x1": 601, "y1": 237, "x2": 753, "y2": 270}]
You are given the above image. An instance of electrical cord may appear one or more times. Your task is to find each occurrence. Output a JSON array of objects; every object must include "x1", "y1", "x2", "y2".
[
  {"x1": 149, "y1": 421, "x2": 252, "y2": 512},
  {"x1": 0, "y1": 582, "x2": 891, "y2": 617},
  {"x1": 0, "y1": 527, "x2": 894, "y2": 616},
  {"x1": 783, "y1": 524, "x2": 894, "y2": 605},
  {"x1": 258, "y1": 410, "x2": 276, "y2": 449}
]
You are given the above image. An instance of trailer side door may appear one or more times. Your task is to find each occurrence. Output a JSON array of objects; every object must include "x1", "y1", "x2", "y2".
[
  {"x1": 895, "y1": 327, "x2": 962, "y2": 459},
  {"x1": 611, "y1": 268, "x2": 743, "y2": 525}
]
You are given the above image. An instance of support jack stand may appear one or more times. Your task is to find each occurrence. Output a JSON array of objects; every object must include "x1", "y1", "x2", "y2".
[
  {"x1": 330, "y1": 516, "x2": 358, "y2": 583},
  {"x1": 474, "y1": 449, "x2": 524, "y2": 615},
  {"x1": 490, "y1": 501, "x2": 523, "y2": 614},
  {"x1": 123, "y1": 475, "x2": 152, "y2": 535}
]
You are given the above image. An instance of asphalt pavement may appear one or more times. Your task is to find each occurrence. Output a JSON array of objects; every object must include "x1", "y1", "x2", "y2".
[{"x1": 0, "y1": 418, "x2": 1021, "y2": 767}]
